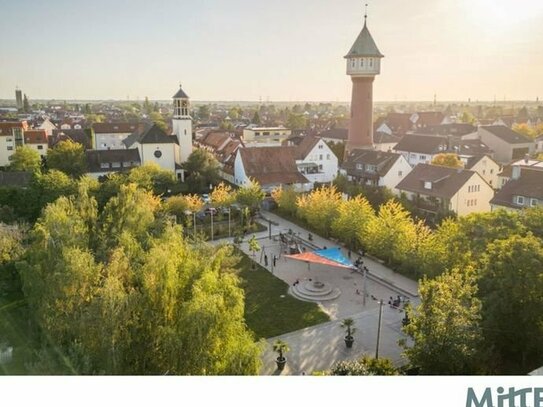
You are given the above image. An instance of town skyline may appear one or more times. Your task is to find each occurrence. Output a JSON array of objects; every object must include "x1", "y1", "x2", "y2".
[{"x1": 1, "y1": 0, "x2": 542, "y2": 102}]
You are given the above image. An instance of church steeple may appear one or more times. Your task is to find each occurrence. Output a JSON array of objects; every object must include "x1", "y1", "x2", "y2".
[{"x1": 172, "y1": 84, "x2": 192, "y2": 163}]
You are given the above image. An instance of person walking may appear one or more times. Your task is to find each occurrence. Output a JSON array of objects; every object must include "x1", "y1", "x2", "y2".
[
  {"x1": 273, "y1": 255, "x2": 277, "y2": 267},
  {"x1": 264, "y1": 254, "x2": 268, "y2": 267}
]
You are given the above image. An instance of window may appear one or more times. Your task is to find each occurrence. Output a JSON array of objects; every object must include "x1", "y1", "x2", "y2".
[
  {"x1": 318, "y1": 144, "x2": 323, "y2": 149},
  {"x1": 369, "y1": 58, "x2": 373, "y2": 67},
  {"x1": 318, "y1": 164, "x2": 323, "y2": 171},
  {"x1": 37, "y1": 145, "x2": 43, "y2": 150},
  {"x1": 100, "y1": 163, "x2": 109, "y2": 169},
  {"x1": 123, "y1": 162, "x2": 131, "y2": 168},
  {"x1": 398, "y1": 171, "x2": 403, "y2": 177},
  {"x1": 366, "y1": 164, "x2": 376, "y2": 173},
  {"x1": 419, "y1": 155, "x2": 426, "y2": 160},
  {"x1": 351, "y1": 59, "x2": 355, "y2": 68},
  {"x1": 154, "y1": 150, "x2": 162, "y2": 158},
  {"x1": 531, "y1": 198, "x2": 538, "y2": 207},
  {"x1": 356, "y1": 164, "x2": 363, "y2": 170},
  {"x1": 516, "y1": 196, "x2": 525, "y2": 205},
  {"x1": 7, "y1": 146, "x2": 13, "y2": 151},
  {"x1": 490, "y1": 169, "x2": 494, "y2": 174},
  {"x1": 361, "y1": 58, "x2": 364, "y2": 67},
  {"x1": 319, "y1": 154, "x2": 323, "y2": 160},
  {"x1": 111, "y1": 162, "x2": 121, "y2": 168},
  {"x1": 6, "y1": 138, "x2": 12, "y2": 142},
  {"x1": 184, "y1": 129, "x2": 187, "y2": 135},
  {"x1": 424, "y1": 181, "x2": 432, "y2": 190},
  {"x1": 326, "y1": 154, "x2": 330, "y2": 160}
]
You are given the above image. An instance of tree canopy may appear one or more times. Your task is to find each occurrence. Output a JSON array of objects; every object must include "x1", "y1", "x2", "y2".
[
  {"x1": 9, "y1": 146, "x2": 41, "y2": 172},
  {"x1": 46, "y1": 140, "x2": 87, "y2": 177}
]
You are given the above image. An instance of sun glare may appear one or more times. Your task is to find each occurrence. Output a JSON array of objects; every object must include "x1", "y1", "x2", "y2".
[{"x1": 465, "y1": 0, "x2": 543, "y2": 26}]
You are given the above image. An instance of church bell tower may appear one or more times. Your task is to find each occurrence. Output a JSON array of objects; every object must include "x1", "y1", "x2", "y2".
[{"x1": 172, "y1": 84, "x2": 193, "y2": 163}]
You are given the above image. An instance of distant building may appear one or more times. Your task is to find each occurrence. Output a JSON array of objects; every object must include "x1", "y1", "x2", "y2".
[
  {"x1": 396, "y1": 163, "x2": 494, "y2": 216},
  {"x1": 393, "y1": 134, "x2": 448, "y2": 166},
  {"x1": 491, "y1": 167, "x2": 543, "y2": 211},
  {"x1": 535, "y1": 134, "x2": 543, "y2": 153},
  {"x1": 317, "y1": 128, "x2": 348, "y2": 144},
  {"x1": 92, "y1": 122, "x2": 140, "y2": 150},
  {"x1": 343, "y1": 149, "x2": 411, "y2": 194},
  {"x1": 36, "y1": 118, "x2": 57, "y2": 137},
  {"x1": 497, "y1": 158, "x2": 543, "y2": 189},
  {"x1": 15, "y1": 89, "x2": 23, "y2": 110},
  {"x1": 478, "y1": 125, "x2": 534, "y2": 164},
  {"x1": 242, "y1": 125, "x2": 291, "y2": 146}
]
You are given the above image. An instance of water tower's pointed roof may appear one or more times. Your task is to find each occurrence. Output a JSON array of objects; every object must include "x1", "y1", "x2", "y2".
[
  {"x1": 344, "y1": 22, "x2": 384, "y2": 58},
  {"x1": 172, "y1": 85, "x2": 189, "y2": 99}
]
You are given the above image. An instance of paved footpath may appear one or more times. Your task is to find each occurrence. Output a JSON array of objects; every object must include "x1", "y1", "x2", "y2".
[{"x1": 212, "y1": 210, "x2": 419, "y2": 374}]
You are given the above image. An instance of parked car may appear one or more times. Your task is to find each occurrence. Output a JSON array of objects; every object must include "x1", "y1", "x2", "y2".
[
  {"x1": 204, "y1": 207, "x2": 217, "y2": 216},
  {"x1": 201, "y1": 194, "x2": 210, "y2": 204}
]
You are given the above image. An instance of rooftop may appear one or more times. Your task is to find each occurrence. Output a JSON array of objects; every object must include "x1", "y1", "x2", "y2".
[
  {"x1": 345, "y1": 21, "x2": 384, "y2": 58},
  {"x1": 491, "y1": 168, "x2": 543, "y2": 208},
  {"x1": 480, "y1": 125, "x2": 533, "y2": 144}
]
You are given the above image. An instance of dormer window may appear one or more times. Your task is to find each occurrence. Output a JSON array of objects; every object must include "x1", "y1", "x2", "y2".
[
  {"x1": 516, "y1": 196, "x2": 525, "y2": 205},
  {"x1": 531, "y1": 198, "x2": 538, "y2": 207},
  {"x1": 424, "y1": 181, "x2": 432, "y2": 190}
]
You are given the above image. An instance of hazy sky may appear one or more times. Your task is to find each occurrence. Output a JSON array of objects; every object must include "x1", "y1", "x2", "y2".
[{"x1": 1, "y1": 0, "x2": 542, "y2": 102}]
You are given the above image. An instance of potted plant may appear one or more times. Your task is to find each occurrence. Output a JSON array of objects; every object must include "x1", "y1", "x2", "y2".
[
  {"x1": 273, "y1": 339, "x2": 289, "y2": 371},
  {"x1": 341, "y1": 318, "x2": 356, "y2": 348}
]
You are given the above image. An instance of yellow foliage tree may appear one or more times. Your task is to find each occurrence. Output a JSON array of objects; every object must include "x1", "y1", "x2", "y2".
[
  {"x1": 431, "y1": 153, "x2": 463, "y2": 168},
  {"x1": 271, "y1": 185, "x2": 298, "y2": 217},
  {"x1": 331, "y1": 195, "x2": 375, "y2": 249},
  {"x1": 296, "y1": 185, "x2": 342, "y2": 237}
]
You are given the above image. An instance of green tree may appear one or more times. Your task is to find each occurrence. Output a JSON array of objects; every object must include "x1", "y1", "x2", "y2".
[
  {"x1": 362, "y1": 200, "x2": 417, "y2": 265},
  {"x1": 519, "y1": 206, "x2": 543, "y2": 239},
  {"x1": 198, "y1": 105, "x2": 211, "y2": 120},
  {"x1": 296, "y1": 185, "x2": 342, "y2": 237},
  {"x1": 271, "y1": 186, "x2": 298, "y2": 217},
  {"x1": 182, "y1": 149, "x2": 221, "y2": 193},
  {"x1": 459, "y1": 111, "x2": 476, "y2": 124},
  {"x1": 9, "y1": 146, "x2": 41, "y2": 172},
  {"x1": 431, "y1": 153, "x2": 463, "y2": 168},
  {"x1": 235, "y1": 179, "x2": 265, "y2": 214},
  {"x1": 402, "y1": 268, "x2": 483, "y2": 374},
  {"x1": 247, "y1": 235, "x2": 261, "y2": 269},
  {"x1": 210, "y1": 182, "x2": 235, "y2": 213},
  {"x1": 478, "y1": 234, "x2": 543, "y2": 373},
  {"x1": 149, "y1": 111, "x2": 167, "y2": 131},
  {"x1": 252, "y1": 111, "x2": 261, "y2": 125},
  {"x1": 127, "y1": 162, "x2": 176, "y2": 196},
  {"x1": 23, "y1": 94, "x2": 30, "y2": 113},
  {"x1": 327, "y1": 141, "x2": 345, "y2": 165},
  {"x1": 512, "y1": 123, "x2": 536, "y2": 140},
  {"x1": 286, "y1": 113, "x2": 307, "y2": 130},
  {"x1": 46, "y1": 140, "x2": 87, "y2": 177},
  {"x1": 331, "y1": 195, "x2": 375, "y2": 249}
]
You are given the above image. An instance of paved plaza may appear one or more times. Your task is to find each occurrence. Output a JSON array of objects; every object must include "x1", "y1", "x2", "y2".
[{"x1": 228, "y1": 210, "x2": 420, "y2": 374}]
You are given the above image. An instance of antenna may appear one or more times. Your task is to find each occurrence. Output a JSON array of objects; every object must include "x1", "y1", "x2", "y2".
[{"x1": 364, "y1": 3, "x2": 368, "y2": 23}]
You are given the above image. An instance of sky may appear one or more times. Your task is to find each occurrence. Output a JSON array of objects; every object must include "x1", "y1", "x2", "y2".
[{"x1": 1, "y1": 0, "x2": 542, "y2": 102}]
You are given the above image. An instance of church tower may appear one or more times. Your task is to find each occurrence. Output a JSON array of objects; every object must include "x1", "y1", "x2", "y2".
[
  {"x1": 172, "y1": 84, "x2": 192, "y2": 163},
  {"x1": 344, "y1": 8, "x2": 384, "y2": 153}
]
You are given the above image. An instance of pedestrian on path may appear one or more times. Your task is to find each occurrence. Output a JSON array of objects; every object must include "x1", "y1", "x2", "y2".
[
  {"x1": 273, "y1": 255, "x2": 277, "y2": 267},
  {"x1": 264, "y1": 254, "x2": 268, "y2": 267}
]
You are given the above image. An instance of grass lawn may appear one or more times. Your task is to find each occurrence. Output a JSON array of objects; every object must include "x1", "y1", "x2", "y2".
[{"x1": 236, "y1": 250, "x2": 330, "y2": 339}]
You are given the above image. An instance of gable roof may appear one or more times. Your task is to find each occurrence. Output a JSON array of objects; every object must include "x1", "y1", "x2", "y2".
[
  {"x1": 418, "y1": 123, "x2": 477, "y2": 136},
  {"x1": 238, "y1": 147, "x2": 309, "y2": 186},
  {"x1": 24, "y1": 129, "x2": 48, "y2": 144},
  {"x1": 396, "y1": 164, "x2": 477, "y2": 199},
  {"x1": 317, "y1": 128, "x2": 348, "y2": 141},
  {"x1": 449, "y1": 139, "x2": 493, "y2": 156},
  {"x1": 85, "y1": 149, "x2": 141, "y2": 173},
  {"x1": 464, "y1": 154, "x2": 498, "y2": 170},
  {"x1": 345, "y1": 22, "x2": 384, "y2": 58},
  {"x1": 172, "y1": 86, "x2": 189, "y2": 99},
  {"x1": 383, "y1": 113, "x2": 413, "y2": 133},
  {"x1": 491, "y1": 168, "x2": 543, "y2": 208},
  {"x1": 394, "y1": 134, "x2": 447, "y2": 155},
  {"x1": 480, "y1": 125, "x2": 533, "y2": 144},
  {"x1": 0, "y1": 121, "x2": 27, "y2": 135},
  {"x1": 123, "y1": 124, "x2": 177, "y2": 147},
  {"x1": 498, "y1": 159, "x2": 543, "y2": 178},
  {"x1": 343, "y1": 149, "x2": 402, "y2": 178},
  {"x1": 50, "y1": 129, "x2": 92, "y2": 149},
  {"x1": 296, "y1": 135, "x2": 321, "y2": 159},
  {"x1": 93, "y1": 122, "x2": 140, "y2": 134},
  {"x1": 374, "y1": 131, "x2": 401, "y2": 145}
]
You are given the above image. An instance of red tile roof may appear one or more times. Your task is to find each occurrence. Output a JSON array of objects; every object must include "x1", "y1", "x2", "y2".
[{"x1": 24, "y1": 130, "x2": 48, "y2": 144}]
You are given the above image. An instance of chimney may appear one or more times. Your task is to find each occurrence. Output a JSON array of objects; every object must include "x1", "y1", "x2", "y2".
[{"x1": 511, "y1": 165, "x2": 521, "y2": 180}]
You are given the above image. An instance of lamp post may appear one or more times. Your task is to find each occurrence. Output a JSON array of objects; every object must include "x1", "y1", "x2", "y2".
[
  {"x1": 228, "y1": 207, "x2": 231, "y2": 237},
  {"x1": 210, "y1": 208, "x2": 214, "y2": 241},
  {"x1": 375, "y1": 299, "x2": 384, "y2": 359}
]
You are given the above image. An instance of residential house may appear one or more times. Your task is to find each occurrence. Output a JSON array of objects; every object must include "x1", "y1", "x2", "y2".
[
  {"x1": 396, "y1": 164, "x2": 494, "y2": 216},
  {"x1": 411, "y1": 111, "x2": 445, "y2": 129},
  {"x1": 23, "y1": 130, "x2": 48, "y2": 158},
  {"x1": 393, "y1": 134, "x2": 448, "y2": 166},
  {"x1": 123, "y1": 124, "x2": 183, "y2": 179},
  {"x1": 0, "y1": 121, "x2": 28, "y2": 167},
  {"x1": 291, "y1": 135, "x2": 339, "y2": 185},
  {"x1": 93, "y1": 122, "x2": 140, "y2": 150},
  {"x1": 36, "y1": 118, "x2": 57, "y2": 136},
  {"x1": 50, "y1": 129, "x2": 93, "y2": 149},
  {"x1": 317, "y1": 128, "x2": 348, "y2": 144},
  {"x1": 373, "y1": 131, "x2": 402, "y2": 152},
  {"x1": 463, "y1": 155, "x2": 500, "y2": 189},
  {"x1": 417, "y1": 123, "x2": 478, "y2": 139},
  {"x1": 490, "y1": 167, "x2": 543, "y2": 211},
  {"x1": 497, "y1": 158, "x2": 543, "y2": 189},
  {"x1": 343, "y1": 149, "x2": 412, "y2": 194},
  {"x1": 234, "y1": 146, "x2": 310, "y2": 192},
  {"x1": 478, "y1": 125, "x2": 534, "y2": 164},
  {"x1": 377, "y1": 112, "x2": 413, "y2": 134},
  {"x1": 195, "y1": 131, "x2": 242, "y2": 184},
  {"x1": 86, "y1": 149, "x2": 141, "y2": 179}
]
